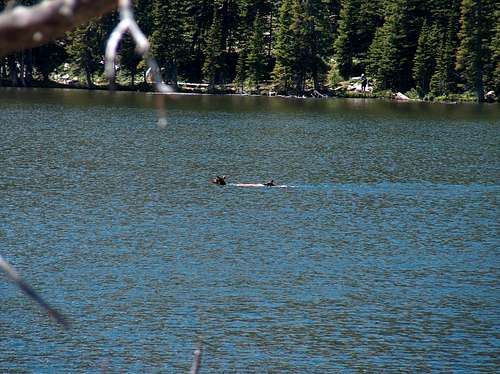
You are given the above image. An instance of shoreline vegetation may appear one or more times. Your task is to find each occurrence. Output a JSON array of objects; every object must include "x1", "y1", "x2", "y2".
[
  {"x1": 0, "y1": 76, "x2": 495, "y2": 104},
  {"x1": 1, "y1": 1, "x2": 498, "y2": 104}
]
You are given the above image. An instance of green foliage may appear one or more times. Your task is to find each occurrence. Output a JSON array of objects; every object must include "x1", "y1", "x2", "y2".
[
  {"x1": 366, "y1": 22, "x2": 398, "y2": 90},
  {"x1": 334, "y1": 0, "x2": 356, "y2": 78},
  {"x1": 32, "y1": 43, "x2": 67, "y2": 83},
  {"x1": 334, "y1": 0, "x2": 383, "y2": 79},
  {"x1": 404, "y1": 88, "x2": 420, "y2": 99},
  {"x1": 119, "y1": 35, "x2": 142, "y2": 86},
  {"x1": 456, "y1": 0, "x2": 496, "y2": 101},
  {"x1": 412, "y1": 21, "x2": 440, "y2": 97},
  {"x1": 327, "y1": 60, "x2": 343, "y2": 87},
  {"x1": 366, "y1": 0, "x2": 423, "y2": 92},
  {"x1": 234, "y1": 48, "x2": 247, "y2": 92},
  {"x1": 272, "y1": 0, "x2": 331, "y2": 94},
  {"x1": 150, "y1": 0, "x2": 189, "y2": 86},
  {"x1": 65, "y1": 21, "x2": 104, "y2": 88},
  {"x1": 246, "y1": 12, "x2": 266, "y2": 91},
  {"x1": 489, "y1": 7, "x2": 500, "y2": 94},
  {"x1": 202, "y1": 7, "x2": 223, "y2": 88},
  {"x1": 272, "y1": 0, "x2": 296, "y2": 93},
  {"x1": 0, "y1": 0, "x2": 497, "y2": 100},
  {"x1": 429, "y1": 2, "x2": 460, "y2": 96}
]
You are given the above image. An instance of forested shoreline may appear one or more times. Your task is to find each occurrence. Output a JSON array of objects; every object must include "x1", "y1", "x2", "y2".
[{"x1": 0, "y1": 0, "x2": 498, "y2": 102}]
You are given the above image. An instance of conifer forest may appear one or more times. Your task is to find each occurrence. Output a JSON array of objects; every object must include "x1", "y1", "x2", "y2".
[{"x1": 1, "y1": 0, "x2": 498, "y2": 101}]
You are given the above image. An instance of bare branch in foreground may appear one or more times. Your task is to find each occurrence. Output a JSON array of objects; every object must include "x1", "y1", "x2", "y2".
[
  {"x1": 0, "y1": 255, "x2": 69, "y2": 328},
  {"x1": 104, "y1": 0, "x2": 171, "y2": 127},
  {"x1": 0, "y1": 0, "x2": 117, "y2": 57},
  {"x1": 189, "y1": 340, "x2": 203, "y2": 374}
]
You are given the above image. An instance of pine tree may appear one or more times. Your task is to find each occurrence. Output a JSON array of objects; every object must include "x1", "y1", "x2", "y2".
[
  {"x1": 301, "y1": 0, "x2": 331, "y2": 90},
  {"x1": 234, "y1": 47, "x2": 247, "y2": 92},
  {"x1": 366, "y1": 19, "x2": 401, "y2": 90},
  {"x1": 150, "y1": 0, "x2": 188, "y2": 88},
  {"x1": 429, "y1": 2, "x2": 461, "y2": 97},
  {"x1": 114, "y1": 0, "x2": 153, "y2": 86},
  {"x1": 272, "y1": 0, "x2": 296, "y2": 93},
  {"x1": 366, "y1": 0, "x2": 423, "y2": 91},
  {"x1": 185, "y1": 0, "x2": 215, "y2": 82},
  {"x1": 273, "y1": 0, "x2": 331, "y2": 94},
  {"x1": 333, "y1": 0, "x2": 383, "y2": 79},
  {"x1": 119, "y1": 35, "x2": 142, "y2": 87},
  {"x1": 412, "y1": 21, "x2": 439, "y2": 97},
  {"x1": 334, "y1": 0, "x2": 357, "y2": 78},
  {"x1": 32, "y1": 42, "x2": 67, "y2": 84},
  {"x1": 289, "y1": 0, "x2": 309, "y2": 92},
  {"x1": 246, "y1": 12, "x2": 266, "y2": 92},
  {"x1": 65, "y1": 21, "x2": 104, "y2": 88},
  {"x1": 203, "y1": 6, "x2": 223, "y2": 90},
  {"x1": 456, "y1": 0, "x2": 494, "y2": 101},
  {"x1": 234, "y1": 0, "x2": 273, "y2": 91},
  {"x1": 491, "y1": 7, "x2": 500, "y2": 94}
]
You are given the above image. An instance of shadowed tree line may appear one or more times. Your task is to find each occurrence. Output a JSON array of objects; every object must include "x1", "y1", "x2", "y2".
[{"x1": 0, "y1": 0, "x2": 498, "y2": 101}]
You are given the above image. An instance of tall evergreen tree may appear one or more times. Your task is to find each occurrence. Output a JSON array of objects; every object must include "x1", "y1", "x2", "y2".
[
  {"x1": 203, "y1": 6, "x2": 224, "y2": 89},
  {"x1": 302, "y1": 0, "x2": 333, "y2": 90},
  {"x1": 491, "y1": 7, "x2": 500, "y2": 94},
  {"x1": 32, "y1": 42, "x2": 67, "y2": 84},
  {"x1": 412, "y1": 21, "x2": 439, "y2": 97},
  {"x1": 289, "y1": 0, "x2": 309, "y2": 92},
  {"x1": 456, "y1": 0, "x2": 495, "y2": 101},
  {"x1": 109, "y1": 0, "x2": 152, "y2": 86},
  {"x1": 119, "y1": 35, "x2": 142, "y2": 87},
  {"x1": 334, "y1": 0, "x2": 357, "y2": 78},
  {"x1": 234, "y1": 47, "x2": 248, "y2": 92},
  {"x1": 65, "y1": 21, "x2": 104, "y2": 88},
  {"x1": 185, "y1": 0, "x2": 214, "y2": 82},
  {"x1": 334, "y1": 0, "x2": 383, "y2": 79},
  {"x1": 150, "y1": 0, "x2": 188, "y2": 87},
  {"x1": 272, "y1": 0, "x2": 296, "y2": 93},
  {"x1": 0, "y1": 0, "x2": 495, "y2": 99},
  {"x1": 246, "y1": 12, "x2": 266, "y2": 91},
  {"x1": 429, "y1": 1, "x2": 461, "y2": 96},
  {"x1": 366, "y1": 0, "x2": 423, "y2": 91},
  {"x1": 273, "y1": 0, "x2": 331, "y2": 93}
]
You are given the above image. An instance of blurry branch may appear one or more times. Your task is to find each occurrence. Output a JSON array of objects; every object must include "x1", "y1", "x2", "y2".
[
  {"x1": 0, "y1": 0, "x2": 169, "y2": 125},
  {"x1": 0, "y1": 0, "x2": 117, "y2": 57},
  {"x1": 189, "y1": 340, "x2": 203, "y2": 374},
  {"x1": 0, "y1": 255, "x2": 69, "y2": 328},
  {"x1": 105, "y1": 0, "x2": 170, "y2": 127}
]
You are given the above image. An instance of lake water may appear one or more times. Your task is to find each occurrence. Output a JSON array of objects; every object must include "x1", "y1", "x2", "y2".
[{"x1": 0, "y1": 88, "x2": 498, "y2": 372}]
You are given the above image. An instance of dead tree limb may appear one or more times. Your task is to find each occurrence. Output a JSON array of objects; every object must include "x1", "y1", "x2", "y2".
[
  {"x1": 0, "y1": 255, "x2": 69, "y2": 328},
  {"x1": 104, "y1": 0, "x2": 170, "y2": 127},
  {"x1": 189, "y1": 341, "x2": 203, "y2": 374},
  {"x1": 0, "y1": 0, "x2": 117, "y2": 57}
]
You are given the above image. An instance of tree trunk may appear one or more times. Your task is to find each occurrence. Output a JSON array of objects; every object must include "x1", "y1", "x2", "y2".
[
  {"x1": 84, "y1": 65, "x2": 92, "y2": 88},
  {"x1": 313, "y1": 70, "x2": 319, "y2": 91},
  {"x1": 0, "y1": 57, "x2": 5, "y2": 85},
  {"x1": 24, "y1": 49, "x2": 33, "y2": 86},
  {"x1": 166, "y1": 60, "x2": 178, "y2": 90},
  {"x1": 476, "y1": 64, "x2": 485, "y2": 102},
  {"x1": 475, "y1": 0, "x2": 485, "y2": 102},
  {"x1": 268, "y1": 6, "x2": 273, "y2": 57},
  {"x1": 19, "y1": 51, "x2": 26, "y2": 86},
  {"x1": 7, "y1": 55, "x2": 18, "y2": 86}
]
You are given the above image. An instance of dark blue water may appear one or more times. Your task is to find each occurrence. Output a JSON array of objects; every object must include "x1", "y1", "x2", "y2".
[{"x1": 0, "y1": 88, "x2": 499, "y2": 372}]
